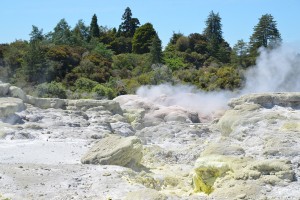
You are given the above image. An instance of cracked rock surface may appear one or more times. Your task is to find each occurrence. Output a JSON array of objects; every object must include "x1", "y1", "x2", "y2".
[{"x1": 0, "y1": 83, "x2": 300, "y2": 200}]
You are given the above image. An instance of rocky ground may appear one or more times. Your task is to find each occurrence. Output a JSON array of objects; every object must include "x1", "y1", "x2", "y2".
[{"x1": 0, "y1": 82, "x2": 300, "y2": 200}]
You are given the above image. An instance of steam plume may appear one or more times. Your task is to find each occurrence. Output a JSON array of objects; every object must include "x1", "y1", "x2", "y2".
[
  {"x1": 242, "y1": 45, "x2": 300, "y2": 93},
  {"x1": 136, "y1": 84, "x2": 234, "y2": 116},
  {"x1": 136, "y1": 44, "x2": 300, "y2": 116}
]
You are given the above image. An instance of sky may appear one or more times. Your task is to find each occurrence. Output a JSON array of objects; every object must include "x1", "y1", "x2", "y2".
[{"x1": 1, "y1": 0, "x2": 300, "y2": 48}]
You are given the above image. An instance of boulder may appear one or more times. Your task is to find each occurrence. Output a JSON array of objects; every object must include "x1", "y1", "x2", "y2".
[
  {"x1": 114, "y1": 95, "x2": 158, "y2": 111},
  {"x1": 110, "y1": 121, "x2": 135, "y2": 137},
  {"x1": 0, "y1": 83, "x2": 10, "y2": 96},
  {"x1": 27, "y1": 96, "x2": 66, "y2": 109},
  {"x1": 217, "y1": 103, "x2": 261, "y2": 136},
  {"x1": 229, "y1": 92, "x2": 300, "y2": 108},
  {"x1": 115, "y1": 95, "x2": 200, "y2": 127},
  {"x1": 192, "y1": 155, "x2": 231, "y2": 194},
  {"x1": 123, "y1": 108, "x2": 145, "y2": 130},
  {"x1": 0, "y1": 97, "x2": 26, "y2": 119},
  {"x1": 8, "y1": 86, "x2": 28, "y2": 102},
  {"x1": 81, "y1": 135, "x2": 143, "y2": 167},
  {"x1": 67, "y1": 99, "x2": 123, "y2": 114}
]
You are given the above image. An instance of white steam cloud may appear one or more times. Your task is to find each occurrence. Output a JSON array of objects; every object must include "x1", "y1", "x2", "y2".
[
  {"x1": 136, "y1": 44, "x2": 300, "y2": 117},
  {"x1": 242, "y1": 45, "x2": 300, "y2": 93},
  {"x1": 136, "y1": 84, "x2": 234, "y2": 116}
]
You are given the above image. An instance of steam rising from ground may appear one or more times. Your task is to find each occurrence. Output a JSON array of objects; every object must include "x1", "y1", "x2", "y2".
[
  {"x1": 136, "y1": 84, "x2": 234, "y2": 116},
  {"x1": 136, "y1": 44, "x2": 300, "y2": 116},
  {"x1": 243, "y1": 45, "x2": 300, "y2": 93}
]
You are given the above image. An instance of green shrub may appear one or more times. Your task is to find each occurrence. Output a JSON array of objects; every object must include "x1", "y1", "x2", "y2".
[
  {"x1": 74, "y1": 77, "x2": 98, "y2": 92},
  {"x1": 150, "y1": 65, "x2": 174, "y2": 85},
  {"x1": 124, "y1": 79, "x2": 140, "y2": 94},
  {"x1": 164, "y1": 56, "x2": 187, "y2": 71},
  {"x1": 112, "y1": 53, "x2": 151, "y2": 77},
  {"x1": 35, "y1": 81, "x2": 67, "y2": 99},
  {"x1": 176, "y1": 36, "x2": 189, "y2": 52},
  {"x1": 92, "y1": 43, "x2": 114, "y2": 60},
  {"x1": 92, "y1": 84, "x2": 116, "y2": 99},
  {"x1": 92, "y1": 84, "x2": 106, "y2": 96}
]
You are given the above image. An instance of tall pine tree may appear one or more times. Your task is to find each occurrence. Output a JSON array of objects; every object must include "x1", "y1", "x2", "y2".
[
  {"x1": 72, "y1": 20, "x2": 89, "y2": 45},
  {"x1": 118, "y1": 7, "x2": 140, "y2": 37},
  {"x1": 203, "y1": 11, "x2": 223, "y2": 54},
  {"x1": 203, "y1": 11, "x2": 230, "y2": 63},
  {"x1": 90, "y1": 14, "x2": 100, "y2": 38},
  {"x1": 149, "y1": 34, "x2": 163, "y2": 64},
  {"x1": 51, "y1": 19, "x2": 72, "y2": 45},
  {"x1": 249, "y1": 14, "x2": 281, "y2": 54}
]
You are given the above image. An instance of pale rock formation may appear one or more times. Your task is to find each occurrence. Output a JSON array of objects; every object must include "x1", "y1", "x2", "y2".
[
  {"x1": 27, "y1": 96, "x2": 66, "y2": 109},
  {"x1": 114, "y1": 95, "x2": 200, "y2": 128},
  {"x1": 0, "y1": 97, "x2": 26, "y2": 120},
  {"x1": 192, "y1": 155, "x2": 231, "y2": 194},
  {"x1": 198, "y1": 93, "x2": 300, "y2": 199},
  {"x1": 229, "y1": 92, "x2": 300, "y2": 108},
  {"x1": 81, "y1": 135, "x2": 143, "y2": 167},
  {"x1": 1, "y1": 83, "x2": 300, "y2": 200},
  {"x1": 192, "y1": 155, "x2": 295, "y2": 197},
  {"x1": 67, "y1": 99, "x2": 123, "y2": 114},
  {"x1": 8, "y1": 85, "x2": 28, "y2": 102},
  {"x1": 0, "y1": 83, "x2": 10, "y2": 96}
]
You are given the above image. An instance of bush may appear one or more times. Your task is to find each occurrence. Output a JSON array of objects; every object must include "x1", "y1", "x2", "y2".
[
  {"x1": 127, "y1": 79, "x2": 141, "y2": 94},
  {"x1": 175, "y1": 36, "x2": 189, "y2": 52},
  {"x1": 74, "y1": 77, "x2": 98, "y2": 92},
  {"x1": 163, "y1": 54, "x2": 187, "y2": 71},
  {"x1": 35, "y1": 81, "x2": 67, "y2": 99},
  {"x1": 112, "y1": 53, "x2": 151, "y2": 77},
  {"x1": 92, "y1": 43, "x2": 114, "y2": 60},
  {"x1": 92, "y1": 84, "x2": 116, "y2": 99},
  {"x1": 150, "y1": 64, "x2": 174, "y2": 85}
]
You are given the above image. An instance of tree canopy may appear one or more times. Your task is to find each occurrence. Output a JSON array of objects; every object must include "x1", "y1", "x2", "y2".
[
  {"x1": 203, "y1": 11, "x2": 223, "y2": 44},
  {"x1": 118, "y1": 7, "x2": 140, "y2": 38},
  {"x1": 203, "y1": 11, "x2": 230, "y2": 63},
  {"x1": 149, "y1": 34, "x2": 163, "y2": 64},
  {"x1": 90, "y1": 14, "x2": 100, "y2": 38},
  {"x1": 0, "y1": 9, "x2": 283, "y2": 99},
  {"x1": 132, "y1": 23, "x2": 157, "y2": 54},
  {"x1": 50, "y1": 19, "x2": 72, "y2": 45},
  {"x1": 250, "y1": 14, "x2": 281, "y2": 53}
]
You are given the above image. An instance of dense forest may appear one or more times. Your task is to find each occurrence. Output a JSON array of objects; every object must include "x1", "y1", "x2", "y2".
[{"x1": 0, "y1": 8, "x2": 281, "y2": 99}]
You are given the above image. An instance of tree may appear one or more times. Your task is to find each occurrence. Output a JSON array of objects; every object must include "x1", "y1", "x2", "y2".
[
  {"x1": 203, "y1": 11, "x2": 230, "y2": 63},
  {"x1": 216, "y1": 40, "x2": 231, "y2": 64},
  {"x1": 118, "y1": 7, "x2": 140, "y2": 37},
  {"x1": 132, "y1": 23, "x2": 157, "y2": 54},
  {"x1": 99, "y1": 28, "x2": 117, "y2": 46},
  {"x1": 45, "y1": 45, "x2": 81, "y2": 80},
  {"x1": 149, "y1": 34, "x2": 163, "y2": 64},
  {"x1": 22, "y1": 41, "x2": 51, "y2": 83},
  {"x1": 169, "y1": 32, "x2": 184, "y2": 45},
  {"x1": 109, "y1": 36, "x2": 132, "y2": 54},
  {"x1": 29, "y1": 25, "x2": 44, "y2": 43},
  {"x1": 72, "y1": 20, "x2": 89, "y2": 45},
  {"x1": 249, "y1": 14, "x2": 281, "y2": 54},
  {"x1": 50, "y1": 19, "x2": 72, "y2": 45},
  {"x1": 90, "y1": 14, "x2": 100, "y2": 38},
  {"x1": 3, "y1": 40, "x2": 28, "y2": 74},
  {"x1": 164, "y1": 32, "x2": 184, "y2": 52},
  {"x1": 188, "y1": 33, "x2": 208, "y2": 54},
  {"x1": 175, "y1": 36, "x2": 189, "y2": 52},
  {"x1": 231, "y1": 39, "x2": 250, "y2": 68},
  {"x1": 203, "y1": 11, "x2": 223, "y2": 55}
]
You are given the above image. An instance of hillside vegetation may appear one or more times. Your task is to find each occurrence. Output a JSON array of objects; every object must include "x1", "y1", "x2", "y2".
[{"x1": 0, "y1": 8, "x2": 281, "y2": 99}]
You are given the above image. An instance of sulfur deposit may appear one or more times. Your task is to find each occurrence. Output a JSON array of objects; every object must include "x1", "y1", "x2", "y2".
[{"x1": 0, "y1": 83, "x2": 300, "y2": 200}]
